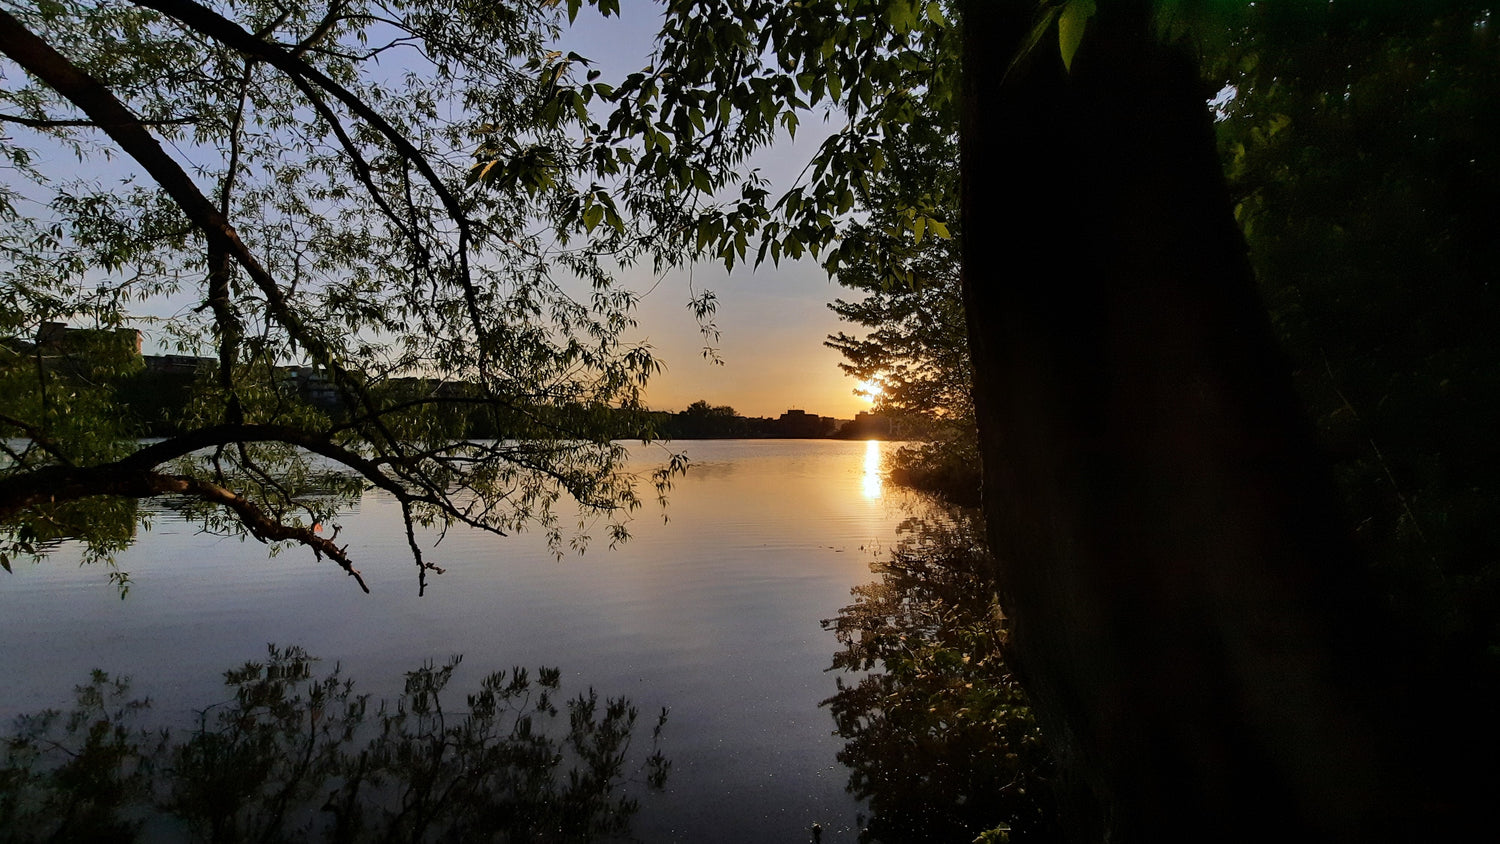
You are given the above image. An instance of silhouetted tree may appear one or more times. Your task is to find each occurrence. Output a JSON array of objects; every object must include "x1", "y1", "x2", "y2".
[
  {"x1": 672, "y1": 399, "x2": 745, "y2": 438},
  {"x1": 609, "y1": 0, "x2": 1493, "y2": 837},
  {"x1": 0, "y1": 0, "x2": 687, "y2": 592}
]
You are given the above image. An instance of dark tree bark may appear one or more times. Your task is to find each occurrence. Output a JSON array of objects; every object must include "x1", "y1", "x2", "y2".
[{"x1": 957, "y1": 2, "x2": 1413, "y2": 839}]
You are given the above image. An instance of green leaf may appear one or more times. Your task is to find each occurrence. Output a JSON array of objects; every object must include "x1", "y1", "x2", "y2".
[
  {"x1": 1005, "y1": 5, "x2": 1063, "y2": 83},
  {"x1": 583, "y1": 204, "x2": 604, "y2": 232},
  {"x1": 886, "y1": 0, "x2": 918, "y2": 34},
  {"x1": 1059, "y1": 0, "x2": 1096, "y2": 73}
]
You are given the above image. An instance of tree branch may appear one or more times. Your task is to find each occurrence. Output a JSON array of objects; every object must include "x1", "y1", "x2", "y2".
[
  {"x1": 0, "y1": 418, "x2": 539, "y2": 585},
  {"x1": 150, "y1": 473, "x2": 369, "y2": 592},
  {"x1": 0, "y1": 7, "x2": 401, "y2": 452},
  {"x1": 0, "y1": 112, "x2": 197, "y2": 129},
  {"x1": 288, "y1": 75, "x2": 422, "y2": 248},
  {"x1": 0, "y1": 424, "x2": 375, "y2": 517},
  {"x1": 0, "y1": 412, "x2": 75, "y2": 466},
  {"x1": 130, "y1": 0, "x2": 490, "y2": 353}
]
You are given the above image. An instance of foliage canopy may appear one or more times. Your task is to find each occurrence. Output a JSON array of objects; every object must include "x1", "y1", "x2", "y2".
[
  {"x1": 1214, "y1": 0, "x2": 1500, "y2": 712},
  {"x1": 0, "y1": 0, "x2": 703, "y2": 592}
]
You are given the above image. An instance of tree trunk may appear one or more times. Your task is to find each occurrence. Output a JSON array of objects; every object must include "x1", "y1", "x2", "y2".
[{"x1": 957, "y1": 3, "x2": 1407, "y2": 839}]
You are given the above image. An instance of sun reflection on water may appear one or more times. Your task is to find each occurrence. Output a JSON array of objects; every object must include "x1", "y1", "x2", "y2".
[{"x1": 862, "y1": 439, "x2": 883, "y2": 500}]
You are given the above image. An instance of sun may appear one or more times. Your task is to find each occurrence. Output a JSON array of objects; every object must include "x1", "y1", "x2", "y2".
[{"x1": 854, "y1": 379, "x2": 882, "y2": 403}]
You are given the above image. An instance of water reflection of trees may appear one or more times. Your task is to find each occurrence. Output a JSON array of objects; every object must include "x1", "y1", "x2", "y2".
[
  {"x1": 1, "y1": 645, "x2": 668, "y2": 842},
  {"x1": 823, "y1": 509, "x2": 1057, "y2": 842}
]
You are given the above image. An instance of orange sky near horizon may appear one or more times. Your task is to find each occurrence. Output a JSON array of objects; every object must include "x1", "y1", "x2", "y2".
[{"x1": 622, "y1": 257, "x2": 876, "y2": 421}]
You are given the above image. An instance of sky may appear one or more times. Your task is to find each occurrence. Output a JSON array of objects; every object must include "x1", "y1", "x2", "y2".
[{"x1": 554, "y1": 3, "x2": 877, "y2": 420}]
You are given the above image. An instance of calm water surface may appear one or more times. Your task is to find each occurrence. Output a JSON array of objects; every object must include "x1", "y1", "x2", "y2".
[{"x1": 1, "y1": 439, "x2": 908, "y2": 842}]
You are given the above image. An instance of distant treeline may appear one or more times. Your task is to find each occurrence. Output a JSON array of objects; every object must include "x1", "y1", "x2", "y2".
[
  {"x1": 647, "y1": 400, "x2": 892, "y2": 440},
  {"x1": 98, "y1": 360, "x2": 890, "y2": 441},
  {"x1": 7, "y1": 329, "x2": 891, "y2": 441}
]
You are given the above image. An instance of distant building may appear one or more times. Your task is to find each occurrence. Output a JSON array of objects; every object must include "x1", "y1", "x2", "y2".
[
  {"x1": 773, "y1": 408, "x2": 838, "y2": 438},
  {"x1": 381, "y1": 376, "x2": 471, "y2": 401},
  {"x1": 837, "y1": 411, "x2": 892, "y2": 439},
  {"x1": 282, "y1": 364, "x2": 341, "y2": 410},
  {"x1": 36, "y1": 321, "x2": 142, "y2": 356},
  {"x1": 30, "y1": 322, "x2": 142, "y2": 377},
  {"x1": 143, "y1": 354, "x2": 216, "y2": 376}
]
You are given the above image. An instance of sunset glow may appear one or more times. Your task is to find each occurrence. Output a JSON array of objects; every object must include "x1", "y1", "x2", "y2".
[
  {"x1": 854, "y1": 379, "x2": 882, "y2": 403},
  {"x1": 863, "y1": 439, "x2": 883, "y2": 499}
]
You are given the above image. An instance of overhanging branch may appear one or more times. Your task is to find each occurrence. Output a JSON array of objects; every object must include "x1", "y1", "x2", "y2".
[
  {"x1": 0, "y1": 423, "x2": 394, "y2": 517},
  {"x1": 0, "y1": 112, "x2": 198, "y2": 128},
  {"x1": 0, "y1": 418, "x2": 524, "y2": 591},
  {"x1": 130, "y1": 0, "x2": 490, "y2": 350},
  {"x1": 0, "y1": 7, "x2": 403, "y2": 453},
  {"x1": 154, "y1": 473, "x2": 369, "y2": 592}
]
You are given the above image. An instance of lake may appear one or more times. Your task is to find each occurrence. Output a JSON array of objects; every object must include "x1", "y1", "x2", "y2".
[{"x1": 1, "y1": 439, "x2": 913, "y2": 842}]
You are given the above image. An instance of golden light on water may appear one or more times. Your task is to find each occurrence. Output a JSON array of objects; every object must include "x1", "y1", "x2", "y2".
[{"x1": 862, "y1": 439, "x2": 883, "y2": 499}]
